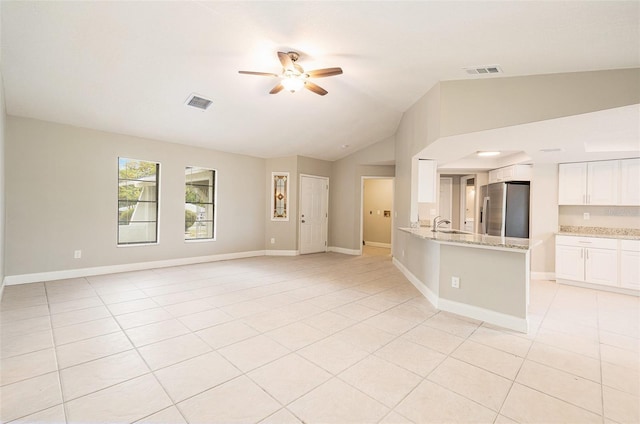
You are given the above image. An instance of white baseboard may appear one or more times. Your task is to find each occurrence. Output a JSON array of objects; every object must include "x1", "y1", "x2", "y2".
[
  {"x1": 364, "y1": 241, "x2": 391, "y2": 249},
  {"x1": 265, "y1": 250, "x2": 299, "y2": 256},
  {"x1": 438, "y1": 298, "x2": 529, "y2": 333},
  {"x1": 0, "y1": 279, "x2": 5, "y2": 302},
  {"x1": 393, "y1": 257, "x2": 529, "y2": 333},
  {"x1": 557, "y1": 278, "x2": 640, "y2": 297},
  {"x1": 4, "y1": 250, "x2": 266, "y2": 286},
  {"x1": 531, "y1": 272, "x2": 555, "y2": 281},
  {"x1": 328, "y1": 246, "x2": 361, "y2": 256},
  {"x1": 392, "y1": 258, "x2": 438, "y2": 307}
]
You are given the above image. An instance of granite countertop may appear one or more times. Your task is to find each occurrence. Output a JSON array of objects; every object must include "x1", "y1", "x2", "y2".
[
  {"x1": 557, "y1": 226, "x2": 640, "y2": 241},
  {"x1": 399, "y1": 227, "x2": 541, "y2": 251}
]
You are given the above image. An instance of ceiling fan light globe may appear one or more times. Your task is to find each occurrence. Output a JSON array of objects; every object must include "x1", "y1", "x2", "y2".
[{"x1": 282, "y1": 77, "x2": 304, "y2": 93}]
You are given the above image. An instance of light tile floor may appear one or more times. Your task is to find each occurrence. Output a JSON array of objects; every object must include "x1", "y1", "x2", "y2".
[{"x1": 1, "y1": 248, "x2": 638, "y2": 423}]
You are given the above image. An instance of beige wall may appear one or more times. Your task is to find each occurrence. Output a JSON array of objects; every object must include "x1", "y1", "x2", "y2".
[
  {"x1": 440, "y1": 68, "x2": 640, "y2": 137},
  {"x1": 363, "y1": 178, "x2": 393, "y2": 245},
  {"x1": 5, "y1": 117, "x2": 266, "y2": 276},
  {"x1": 0, "y1": 70, "x2": 5, "y2": 287},
  {"x1": 530, "y1": 164, "x2": 559, "y2": 274},
  {"x1": 330, "y1": 137, "x2": 395, "y2": 251},
  {"x1": 298, "y1": 156, "x2": 332, "y2": 178},
  {"x1": 559, "y1": 205, "x2": 640, "y2": 229}
]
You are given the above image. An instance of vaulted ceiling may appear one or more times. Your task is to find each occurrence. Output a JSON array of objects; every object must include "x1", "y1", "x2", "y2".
[{"x1": 2, "y1": 1, "x2": 639, "y2": 160}]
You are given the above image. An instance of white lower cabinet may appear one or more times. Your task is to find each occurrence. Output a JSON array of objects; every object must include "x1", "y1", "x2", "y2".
[
  {"x1": 555, "y1": 245, "x2": 585, "y2": 281},
  {"x1": 620, "y1": 240, "x2": 640, "y2": 290},
  {"x1": 584, "y1": 247, "x2": 618, "y2": 287},
  {"x1": 556, "y1": 235, "x2": 631, "y2": 291}
]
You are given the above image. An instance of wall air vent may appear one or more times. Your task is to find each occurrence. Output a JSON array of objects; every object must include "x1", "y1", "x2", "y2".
[
  {"x1": 185, "y1": 93, "x2": 213, "y2": 110},
  {"x1": 463, "y1": 65, "x2": 503, "y2": 76}
]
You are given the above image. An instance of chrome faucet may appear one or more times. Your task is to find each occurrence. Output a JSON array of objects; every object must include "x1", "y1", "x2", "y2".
[{"x1": 432, "y1": 215, "x2": 451, "y2": 232}]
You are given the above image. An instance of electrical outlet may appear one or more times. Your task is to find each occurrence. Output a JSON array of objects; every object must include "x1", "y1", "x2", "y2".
[
  {"x1": 270, "y1": 238, "x2": 276, "y2": 244},
  {"x1": 451, "y1": 276, "x2": 460, "y2": 288},
  {"x1": 74, "y1": 250, "x2": 82, "y2": 259},
  {"x1": 583, "y1": 212, "x2": 590, "y2": 220}
]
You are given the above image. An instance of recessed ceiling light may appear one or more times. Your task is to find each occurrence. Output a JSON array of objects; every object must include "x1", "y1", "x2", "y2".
[{"x1": 477, "y1": 151, "x2": 500, "y2": 157}]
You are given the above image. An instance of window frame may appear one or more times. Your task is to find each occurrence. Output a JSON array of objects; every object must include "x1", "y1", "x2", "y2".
[
  {"x1": 184, "y1": 166, "x2": 217, "y2": 242},
  {"x1": 117, "y1": 157, "x2": 160, "y2": 246}
]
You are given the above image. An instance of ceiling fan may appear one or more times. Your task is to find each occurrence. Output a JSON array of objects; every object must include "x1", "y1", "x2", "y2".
[{"x1": 239, "y1": 51, "x2": 343, "y2": 96}]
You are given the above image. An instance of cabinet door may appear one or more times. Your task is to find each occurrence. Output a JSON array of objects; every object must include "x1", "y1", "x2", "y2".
[
  {"x1": 620, "y1": 158, "x2": 640, "y2": 206},
  {"x1": 417, "y1": 159, "x2": 437, "y2": 203},
  {"x1": 558, "y1": 163, "x2": 587, "y2": 205},
  {"x1": 556, "y1": 245, "x2": 585, "y2": 281},
  {"x1": 587, "y1": 160, "x2": 619, "y2": 205},
  {"x1": 488, "y1": 169, "x2": 499, "y2": 184},
  {"x1": 620, "y1": 250, "x2": 640, "y2": 290},
  {"x1": 585, "y1": 248, "x2": 618, "y2": 287}
]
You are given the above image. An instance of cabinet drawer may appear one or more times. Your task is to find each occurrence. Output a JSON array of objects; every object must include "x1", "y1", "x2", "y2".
[
  {"x1": 621, "y1": 239, "x2": 640, "y2": 252},
  {"x1": 556, "y1": 235, "x2": 617, "y2": 249}
]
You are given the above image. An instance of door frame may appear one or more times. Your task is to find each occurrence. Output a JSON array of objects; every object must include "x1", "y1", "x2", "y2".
[
  {"x1": 299, "y1": 174, "x2": 329, "y2": 255},
  {"x1": 360, "y1": 176, "x2": 395, "y2": 255},
  {"x1": 439, "y1": 177, "x2": 453, "y2": 228}
]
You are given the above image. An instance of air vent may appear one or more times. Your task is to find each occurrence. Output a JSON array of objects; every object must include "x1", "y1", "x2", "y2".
[
  {"x1": 185, "y1": 93, "x2": 213, "y2": 110},
  {"x1": 464, "y1": 65, "x2": 503, "y2": 75}
]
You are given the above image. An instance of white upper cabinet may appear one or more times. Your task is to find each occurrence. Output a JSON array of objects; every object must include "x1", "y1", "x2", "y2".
[
  {"x1": 558, "y1": 163, "x2": 588, "y2": 205},
  {"x1": 619, "y1": 158, "x2": 640, "y2": 205},
  {"x1": 587, "y1": 160, "x2": 619, "y2": 205},
  {"x1": 558, "y1": 159, "x2": 623, "y2": 205},
  {"x1": 417, "y1": 159, "x2": 437, "y2": 203},
  {"x1": 488, "y1": 164, "x2": 532, "y2": 183}
]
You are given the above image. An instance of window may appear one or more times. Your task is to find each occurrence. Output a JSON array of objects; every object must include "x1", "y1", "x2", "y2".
[
  {"x1": 185, "y1": 167, "x2": 216, "y2": 240},
  {"x1": 118, "y1": 158, "x2": 159, "y2": 245}
]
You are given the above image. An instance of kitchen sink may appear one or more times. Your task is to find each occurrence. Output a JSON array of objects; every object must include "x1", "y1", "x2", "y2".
[{"x1": 437, "y1": 229, "x2": 473, "y2": 235}]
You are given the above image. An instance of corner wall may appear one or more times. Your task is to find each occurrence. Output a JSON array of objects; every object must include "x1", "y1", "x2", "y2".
[
  {"x1": 530, "y1": 164, "x2": 559, "y2": 277},
  {"x1": 5, "y1": 117, "x2": 266, "y2": 279},
  {"x1": 329, "y1": 137, "x2": 395, "y2": 251},
  {"x1": 0, "y1": 70, "x2": 6, "y2": 294}
]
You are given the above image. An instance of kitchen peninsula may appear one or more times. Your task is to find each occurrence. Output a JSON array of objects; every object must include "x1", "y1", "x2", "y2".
[{"x1": 395, "y1": 227, "x2": 541, "y2": 332}]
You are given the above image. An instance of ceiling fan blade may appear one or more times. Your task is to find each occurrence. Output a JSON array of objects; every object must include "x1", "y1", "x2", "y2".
[
  {"x1": 304, "y1": 81, "x2": 328, "y2": 96},
  {"x1": 277, "y1": 51, "x2": 293, "y2": 70},
  {"x1": 238, "y1": 71, "x2": 279, "y2": 77},
  {"x1": 269, "y1": 83, "x2": 284, "y2": 94},
  {"x1": 306, "y1": 67, "x2": 343, "y2": 78}
]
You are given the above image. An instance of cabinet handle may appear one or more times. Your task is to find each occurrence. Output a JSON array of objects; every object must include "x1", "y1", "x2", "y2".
[
  {"x1": 587, "y1": 194, "x2": 590, "y2": 204},
  {"x1": 583, "y1": 194, "x2": 586, "y2": 204},
  {"x1": 580, "y1": 248, "x2": 583, "y2": 259},
  {"x1": 578, "y1": 241, "x2": 592, "y2": 244},
  {"x1": 586, "y1": 249, "x2": 589, "y2": 260}
]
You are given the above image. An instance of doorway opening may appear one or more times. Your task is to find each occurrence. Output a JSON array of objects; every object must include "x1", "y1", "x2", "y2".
[{"x1": 361, "y1": 177, "x2": 394, "y2": 256}]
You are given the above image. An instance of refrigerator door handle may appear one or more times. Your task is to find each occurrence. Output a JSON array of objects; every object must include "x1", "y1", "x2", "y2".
[{"x1": 481, "y1": 196, "x2": 489, "y2": 235}]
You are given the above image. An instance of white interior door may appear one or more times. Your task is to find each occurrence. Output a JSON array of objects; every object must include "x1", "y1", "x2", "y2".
[
  {"x1": 439, "y1": 177, "x2": 452, "y2": 229},
  {"x1": 300, "y1": 175, "x2": 328, "y2": 254},
  {"x1": 460, "y1": 175, "x2": 476, "y2": 232}
]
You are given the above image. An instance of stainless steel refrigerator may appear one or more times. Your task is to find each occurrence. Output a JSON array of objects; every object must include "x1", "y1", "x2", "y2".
[{"x1": 479, "y1": 182, "x2": 530, "y2": 238}]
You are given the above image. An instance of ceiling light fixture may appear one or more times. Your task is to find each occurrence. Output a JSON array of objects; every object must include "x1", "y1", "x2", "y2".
[
  {"x1": 281, "y1": 75, "x2": 305, "y2": 93},
  {"x1": 477, "y1": 151, "x2": 501, "y2": 157}
]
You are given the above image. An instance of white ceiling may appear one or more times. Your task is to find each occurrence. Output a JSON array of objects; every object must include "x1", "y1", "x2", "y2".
[{"x1": 2, "y1": 1, "x2": 639, "y2": 161}]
